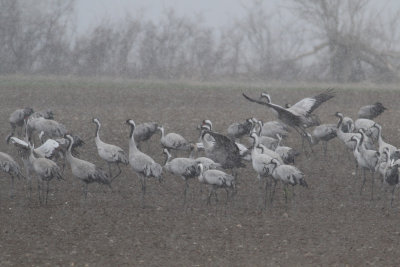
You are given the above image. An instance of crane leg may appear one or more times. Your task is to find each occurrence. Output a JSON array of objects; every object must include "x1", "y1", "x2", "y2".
[
  {"x1": 108, "y1": 163, "x2": 113, "y2": 179},
  {"x1": 323, "y1": 141, "x2": 328, "y2": 157},
  {"x1": 371, "y1": 172, "x2": 375, "y2": 200},
  {"x1": 83, "y1": 183, "x2": 89, "y2": 199},
  {"x1": 207, "y1": 186, "x2": 213, "y2": 205},
  {"x1": 112, "y1": 164, "x2": 122, "y2": 181},
  {"x1": 10, "y1": 175, "x2": 15, "y2": 199},
  {"x1": 45, "y1": 180, "x2": 50, "y2": 204},
  {"x1": 284, "y1": 184, "x2": 289, "y2": 204},
  {"x1": 270, "y1": 179, "x2": 278, "y2": 204},
  {"x1": 264, "y1": 178, "x2": 270, "y2": 210},
  {"x1": 37, "y1": 180, "x2": 42, "y2": 204},
  {"x1": 224, "y1": 188, "x2": 230, "y2": 204},
  {"x1": 183, "y1": 179, "x2": 189, "y2": 205},
  {"x1": 360, "y1": 169, "x2": 367, "y2": 195},
  {"x1": 390, "y1": 186, "x2": 396, "y2": 207},
  {"x1": 140, "y1": 176, "x2": 146, "y2": 208}
]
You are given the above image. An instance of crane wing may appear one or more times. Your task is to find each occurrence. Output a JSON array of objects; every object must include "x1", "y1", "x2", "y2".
[{"x1": 289, "y1": 88, "x2": 335, "y2": 115}]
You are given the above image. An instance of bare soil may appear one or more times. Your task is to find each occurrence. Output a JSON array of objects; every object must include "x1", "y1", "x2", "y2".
[{"x1": 1, "y1": 80, "x2": 400, "y2": 266}]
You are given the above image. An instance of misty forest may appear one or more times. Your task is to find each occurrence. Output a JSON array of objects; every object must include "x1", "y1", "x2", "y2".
[{"x1": 1, "y1": 0, "x2": 400, "y2": 83}]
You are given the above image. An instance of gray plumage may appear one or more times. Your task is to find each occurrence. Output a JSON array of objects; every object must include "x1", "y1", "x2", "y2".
[
  {"x1": 243, "y1": 89, "x2": 335, "y2": 135},
  {"x1": 227, "y1": 118, "x2": 254, "y2": 140},
  {"x1": 335, "y1": 112, "x2": 362, "y2": 151},
  {"x1": 134, "y1": 122, "x2": 159, "y2": 149},
  {"x1": 30, "y1": 109, "x2": 54, "y2": 120},
  {"x1": 197, "y1": 163, "x2": 236, "y2": 205},
  {"x1": 163, "y1": 149, "x2": 199, "y2": 203},
  {"x1": 373, "y1": 123, "x2": 397, "y2": 157},
  {"x1": 92, "y1": 118, "x2": 128, "y2": 180},
  {"x1": 10, "y1": 136, "x2": 59, "y2": 159},
  {"x1": 351, "y1": 134, "x2": 380, "y2": 199},
  {"x1": 269, "y1": 158, "x2": 307, "y2": 204},
  {"x1": 29, "y1": 144, "x2": 63, "y2": 204},
  {"x1": 251, "y1": 133, "x2": 283, "y2": 164},
  {"x1": 358, "y1": 102, "x2": 386, "y2": 120},
  {"x1": 201, "y1": 130, "x2": 245, "y2": 170},
  {"x1": 65, "y1": 135, "x2": 111, "y2": 198},
  {"x1": 248, "y1": 120, "x2": 279, "y2": 150},
  {"x1": 158, "y1": 126, "x2": 192, "y2": 152},
  {"x1": 27, "y1": 117, "x2": 67, "y2": 142},
  {"x1": 6, "y1": 107, "x2": 34, "y2": 142},
  {"x1": 194, "y1": 157, "x2": 221, "y2": 171},
  {"x1": 0, "y1": 152, "x2": 24, "y2": 198},
  {"x1": 305, "y1": 124, "x2": 337, "y2": 156},
  {"x1": 259, "y1": 120, "x2": 290, "y2": 139},
  {"x1": 341, "y1": 116, "x2": 354, "y2": 133},
  {"x1": 126, "y1": 120, "x2": 163, "y2": 207},
  {"x1": 354, "y1": 119, "x2": 378, "y2": 141}
]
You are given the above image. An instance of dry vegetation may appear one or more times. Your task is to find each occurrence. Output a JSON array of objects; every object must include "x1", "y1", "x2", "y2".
[{"x1": 0, "y1": 77, "x2": 400, "y2": 265}]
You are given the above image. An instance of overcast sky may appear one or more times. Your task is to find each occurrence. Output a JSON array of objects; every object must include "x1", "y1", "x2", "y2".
[
  {"x1": 76, "y1": 0, "x2": 400, "y2": 33},
  {"x1": 76, "y1": 0, "x2": 267, "y2": 31}
]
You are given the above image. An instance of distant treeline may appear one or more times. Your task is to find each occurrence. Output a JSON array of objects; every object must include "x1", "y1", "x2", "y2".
[{"x1": 1, "y1": 0, "x2": 399, "y2": 83}]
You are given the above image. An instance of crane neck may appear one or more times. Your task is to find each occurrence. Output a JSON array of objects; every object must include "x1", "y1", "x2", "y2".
[
  {"x1": 336, "y1": 115, "x2": 343, "y2": 130},
  {"x1": 94, "y1": 121, "x2": 101, "y2": 138},
  {"x1": 159, "y1": 127, "x2": 165, "y2": 138},
  {"x1": 129, "y1": 124, "x2": 139, "y2": 153},
  {"x1": 163, "y1": 150, "x2": 172, "y2": 165}
]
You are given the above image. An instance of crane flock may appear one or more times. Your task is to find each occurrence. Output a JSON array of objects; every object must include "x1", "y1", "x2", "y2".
[{"x1": 1, "y1": 89, "x2": 398, "y2": 210}]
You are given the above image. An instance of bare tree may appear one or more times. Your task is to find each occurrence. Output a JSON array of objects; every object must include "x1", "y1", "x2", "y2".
[{"x1": 290, "y1": 0, "x2": 400, "y2": 82}]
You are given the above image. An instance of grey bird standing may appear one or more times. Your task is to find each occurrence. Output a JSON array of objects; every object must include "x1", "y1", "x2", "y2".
[
  {"x1": 134, "y1": 122, "x2": 159, "y2": 151},
  {"x1": 92, "y1": 118, "x2": 128, "y2": 179},
  {"x1": 65, "y1": 135, "x2": 111, "y2": 199},
  {"x1": 163, "y1": 148, "x2": 199, "y2": 204},
  {"x1": 126, "y1": 120, "x2": 163, "y2": 208},
  {"x1": 6, "y1": 107, "x2": 34, "y2": 142},
  {"x1": 28, "y1": 143, "x2": 63, "y2": 204},
  {"x1": 0, "y1": 152, "x2": 24, "y2": 198},
  {"x1": 269, "y1": 158, "x2": 307, "y2": 204},
  {"x1": 197, "y1": 163, "x2": 236, "y2": 205}
]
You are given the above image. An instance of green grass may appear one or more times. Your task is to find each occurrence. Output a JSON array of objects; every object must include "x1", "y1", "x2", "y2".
[{"x1": 0, "y1": 74, "x2": 397, "y2": 91}]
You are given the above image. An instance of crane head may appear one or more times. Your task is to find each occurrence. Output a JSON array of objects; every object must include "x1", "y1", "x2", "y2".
[{"x1": 259, "y1": 93, "x2": 271, "y2": 103}]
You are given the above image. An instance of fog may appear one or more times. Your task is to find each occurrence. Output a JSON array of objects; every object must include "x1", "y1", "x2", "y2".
[{"x1": 1, "y1": 0, "x2": 400, "y2": 83}]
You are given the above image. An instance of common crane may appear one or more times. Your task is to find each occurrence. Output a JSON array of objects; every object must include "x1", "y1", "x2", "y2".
[
  {"x1": 65, "y1": 135, "x2": 111, "y2": 199},
  {"x1": 305, "y1": 124, "x2": 337, "y2": 156},
  {"x1": 242, "y1": 89, "x2": 335, "y2": 139},
  {"x1": 197, "y1": 163, "x2": 236, "y2": 205},
  {"x1": 158, "y1": 125, "x2": 192, "y2": 153},
  {"x1": 350, "y1": 135, "x2": 380, "y2": 199},
  {"x1": 28, "y1": 143, "x2": 63, "y2": 204},
  {"x1": 92, "y1": 118, "x2": 128, "y2": 179},
  {"x1": 126, "y1": 120, "x2": 163, "y2": 207},
  {"x1": 6, "y1": 107, "x2": 34, "y2": 142},
  {"x1": 0, "y1": 152, "x2": 24, "y2": 198},
  {"x1": 163, "y1": 148, "x2": 199, "y2": 204},
  {"x1": 9, "y1": 135, "x2": 59, "y2": 197},
  {"x1": 358, "y1": 102, "x2": 386, "y2": 120},
  {"x1": 27, "y1": 117, "x2": 67, "y2": 143},
  {"x1": 249, "y1": 133, "x2": 275, "y2": 209},
  {"x1": 134, "y1": 122, "x2": 159, "y2": 150},
  {"x1": 274, "y1": 134, "x2": 300, "y2": 164},
  {"x1": 372, "y1": 123, "x2": 397, "y2": 157},
  {"x1": 201, "y1": 129, "x2": 245, "y2": 178},
  {"x1": 227, "y1": 118, "x2": 254, "y2": 141},
  {"x1": 268, "y1": 158, "x2": 307, "y2": 204}
]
